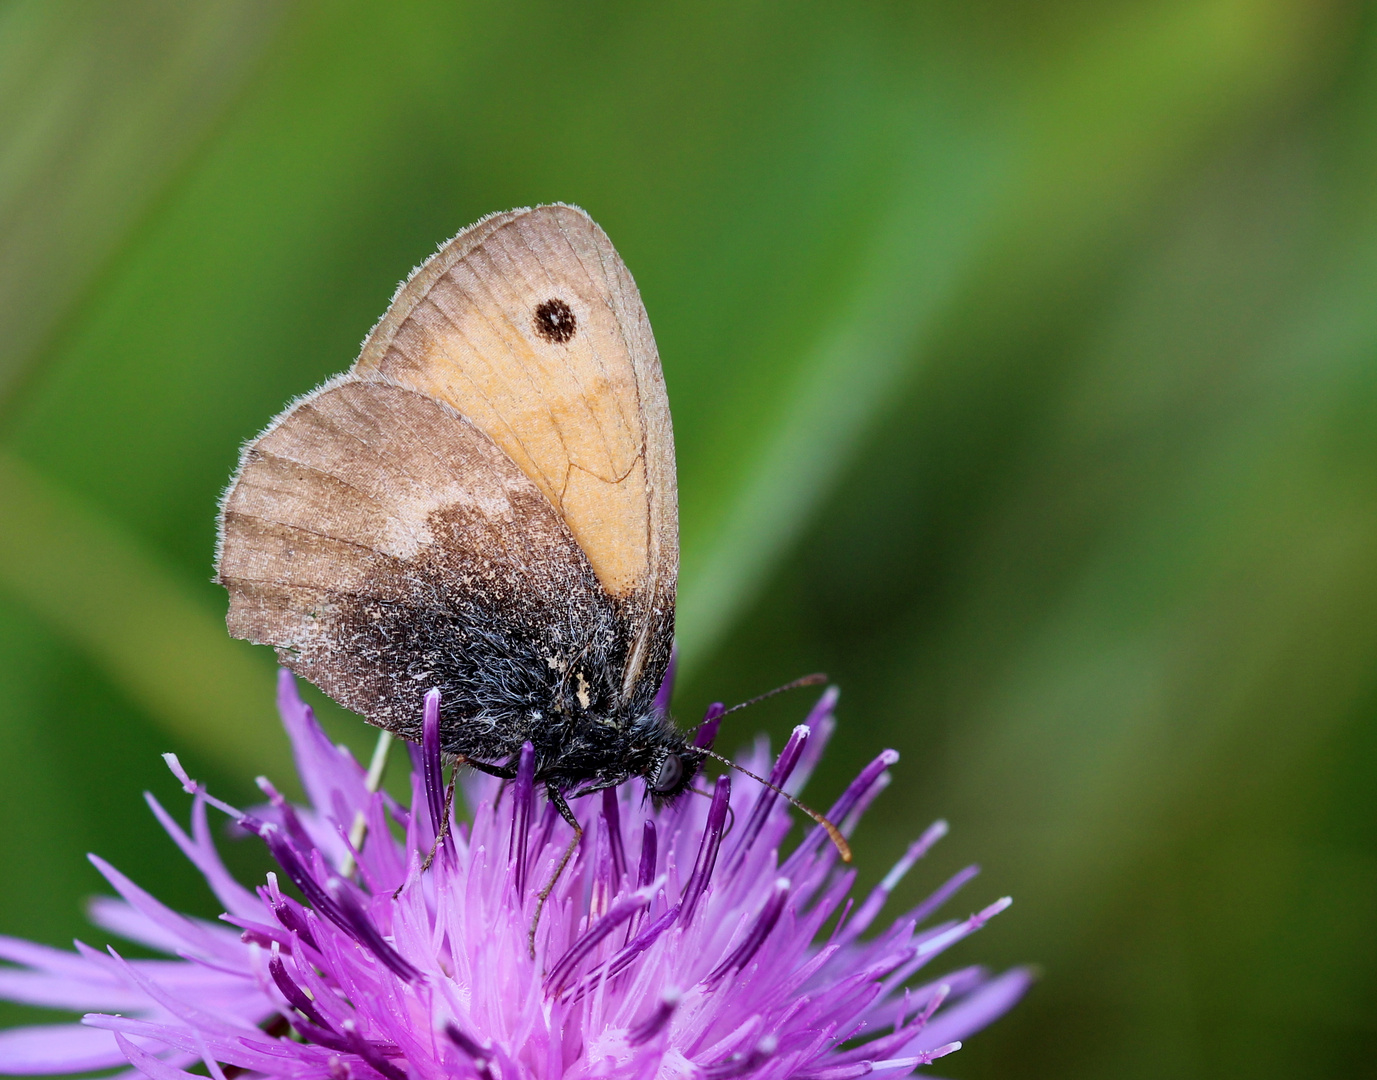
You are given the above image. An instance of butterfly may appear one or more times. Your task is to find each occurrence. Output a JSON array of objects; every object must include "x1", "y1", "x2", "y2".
[{"x1": 215, "y1": 205, "x2": 702, "y2": 831}]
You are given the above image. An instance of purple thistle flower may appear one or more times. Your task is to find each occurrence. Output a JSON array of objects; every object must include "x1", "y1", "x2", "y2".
[{"x1": 0, "y1": 671, "x2": 1030, "y2": 1080}]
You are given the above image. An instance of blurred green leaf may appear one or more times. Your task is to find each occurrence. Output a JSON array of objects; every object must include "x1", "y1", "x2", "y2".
[
  {"x1": 677, "y1": 0, "x2": 1327, "y2": 672},
  {"x1": 0, "y1": 0, "x2": 284, "y2": 404},
  {"x1": 0, "y1": 449, "x2": 283, "y2": 772}
]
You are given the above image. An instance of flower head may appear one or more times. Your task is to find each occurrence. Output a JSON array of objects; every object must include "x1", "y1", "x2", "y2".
[{"x1": 0, "y1": 672, "x2": 1029, "y2": 1080}]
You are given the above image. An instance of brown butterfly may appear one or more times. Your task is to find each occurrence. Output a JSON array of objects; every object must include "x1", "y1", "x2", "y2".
[{"x1": 215, "y1": 205, "x2": 702, "y2": 828}]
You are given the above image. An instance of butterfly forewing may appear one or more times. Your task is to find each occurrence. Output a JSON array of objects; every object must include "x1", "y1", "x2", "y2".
[{"x1": 352, "y1": 205, "x2": 676, "y2": 698}]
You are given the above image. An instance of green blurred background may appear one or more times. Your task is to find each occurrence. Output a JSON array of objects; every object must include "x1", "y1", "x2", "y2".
[{"x1": 2, "y1": 0, "x2": 1376, "y2": 1076}]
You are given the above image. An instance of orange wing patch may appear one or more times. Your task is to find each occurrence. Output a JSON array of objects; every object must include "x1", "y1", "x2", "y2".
[{"x1": 354, "y1": 205, "x2": 675, "y2": 605}]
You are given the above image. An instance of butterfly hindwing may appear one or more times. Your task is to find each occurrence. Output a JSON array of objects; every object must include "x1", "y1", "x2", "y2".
[{"x1": 217, "y1": 378, "x2": 636, "y2": 747}]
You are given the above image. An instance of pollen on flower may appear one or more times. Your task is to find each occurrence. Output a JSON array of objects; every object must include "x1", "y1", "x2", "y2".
[{"x1": 0, "y1": 670, "x2": 1031, "y2": 1080}]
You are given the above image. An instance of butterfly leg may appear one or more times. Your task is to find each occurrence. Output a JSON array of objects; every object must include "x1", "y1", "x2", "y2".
[
  {"x1": 419, "y1": 755, "x2": 523, "y2": 873},
  {"x1": 419, "y1": 769, "x2": 459, "y2": 875},
  {"x1": 457, "y1": 756, "x2": 520, "y2": 781},
  {"x1": 395, "y1": 756, "x2": 518, "y2": 898},
  {"x1": 529, "y1": 785, "x2": 583, "y2": 959}
]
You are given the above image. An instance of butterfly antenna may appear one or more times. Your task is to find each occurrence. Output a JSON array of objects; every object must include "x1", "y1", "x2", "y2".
[
  {"x1": 720, "y1": 673, "x2": 828, "y2": 718},
  {"x1": 699, "y1": 747, "x2": 851, "y2": 863}
]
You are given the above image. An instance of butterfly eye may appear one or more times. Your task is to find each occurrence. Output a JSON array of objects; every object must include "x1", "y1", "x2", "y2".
[{"x1": 650, "y1": 753, "x2": 683, "y2": 793}]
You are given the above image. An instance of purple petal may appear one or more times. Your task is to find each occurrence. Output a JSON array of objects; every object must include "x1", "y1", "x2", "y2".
[
  {"x1": 909, "y1": 968, "x2": 1034, "y2": 1050},
  {"x1": 602, "y1": 787, "x2": 628, "y2": 884},
  {"x1": 422, "y1": 688, "x2": 447, "y2": 852},
  {"x1": 101, "y1": 949, "x2": 262, "y2": 1042},
  {"x1": 0, "y1": 1024, "x2": 125, "y2": 1073},
  {"x1": 0, "y1": 967, "x2": 148, "y2": 1011},
  {"x1": 269, "y1": 952, "x2": 331, "y2": 1029},
  {"x1": 840, "y1": 822, "x2": 949, "y2": 944},
  {"x1": 112, "y1": 1032, "x2": 204, "y2": 1080},
  {"x1": 324, "y1": 879, "x2": 419, "y2": 983},
  {"x1": 789, "y1": 687, "x2": 839, "y2": 790},
  {"x1": 86, "y1": 858, "x2": 243, "y2": 965},
  {"x1": 726, "y1": 726, "x2": 811, "y2": 871},
  {"x1": 510, "y1": 742, "x2": 536, "y2": 896},
  {"x1": 906, "y1": 865, "x2": 980, "y2": 928},
  {"x1": 0, "y1": 936, "x2": 108, "y2": 980},
  {"x1": 277, "y1": 669, "x2": 370, "y2": 820},
  {"x1": 637, "y1": 819, "x2": 658, "y2": 889},
  {"x1": 86, "y1": 897, "x2": 196, "y2": 956},
  {"x1": 653, "y1": 648, "x2": 678, "y2": 715},
  {"x1": 445, "y1": 1023, "x2": 494, "y2": 1079},
  {"x1": 83, "y1": 1015, "x2": 291, "y2": 1076},
  {"x1": 783, "y1": 750, "x2": 896, "y2": 876},
  {"x1": 680, "y1": 776, "x2": 730, "y2": 922},
  {"x1": 695, "y1": 703, "x2": 726, "y2": 749},
  {"x1": 706, "y1": 879, "x2": 791, "y2": 985},
  {"x1": 545, "y1": 884, "x2": 657, "y2": 994},
  {"x1": 629, "y1": 991, "x2": 680, "y2": 1045},
  {"x1": 143, "y1": 793, "x2": 260, "y2": 919}
]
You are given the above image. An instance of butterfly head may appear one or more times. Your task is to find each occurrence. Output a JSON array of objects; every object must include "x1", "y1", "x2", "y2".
[
  {"x1": 644, "y1": 742, "x2": 708, "y2": 802},
  {"x1": 562, "y1": 712, "x2": 705, "y2": 804}
]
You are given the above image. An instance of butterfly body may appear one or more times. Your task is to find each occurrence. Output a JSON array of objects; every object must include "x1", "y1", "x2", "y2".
[{"x1": 216, "y1": 206, "x2": 702, "y2": 804}]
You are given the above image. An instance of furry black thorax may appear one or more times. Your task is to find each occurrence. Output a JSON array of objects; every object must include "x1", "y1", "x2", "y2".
[
  {"x1": 466, "y1": 709, "x2": 708, "y2": 804},
  {"x1": 268, "y1": 489, "x2": 694, "y2": 803},
  {"x1": 295, "y1": 549, "x2": 698, "y2": 801}
]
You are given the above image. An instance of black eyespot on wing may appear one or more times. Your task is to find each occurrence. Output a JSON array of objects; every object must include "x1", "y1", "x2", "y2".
[{"x1": 533, "y1": 298, "x2": 577, "y2": 344}]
